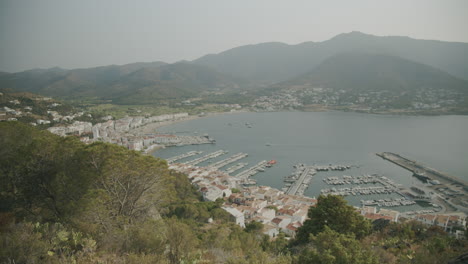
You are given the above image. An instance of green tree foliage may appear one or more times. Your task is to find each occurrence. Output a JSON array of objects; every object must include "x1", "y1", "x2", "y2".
[
  {"x1": 0, "y1": 122, "x2": 93, "y2": 221},
  {"x1": 295, "y1": 226, "x2": 378, "y2": 264},
  {"x1": 245, "y1": 221, "x2": 264, "y2": 233},
  {"x1": 295, "y1": 195, "x2": 371, "y2": 244},
  {"x1": 0, "y1": 222, "x2": 97, "y2": 264}
]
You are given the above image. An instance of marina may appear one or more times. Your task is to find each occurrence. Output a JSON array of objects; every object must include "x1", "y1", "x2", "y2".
[
  {"x1": 323, "y1": 174, "x2": 401, "y2": 188},
  {"x1": 184, "y1": 150, "x2": 228, "y2": 166},
  {"x1": 321, "y1": 186, "x2": 398, "y2": 196},
  {"x1": 166, "y1": 150, "x2": 203, "y2": 164},
  {"x1": 283, "y1": 164, "x2": 352, "y2": 196},
  {"x1": 209, "y1": 152, "x2": 249, "y2": 170},
  {"x1": 361, "y1": 198, "x2": 416, "y2": 207},
  {"x1": 154, "y1": 112, "x2": 468, "y2": 211}
]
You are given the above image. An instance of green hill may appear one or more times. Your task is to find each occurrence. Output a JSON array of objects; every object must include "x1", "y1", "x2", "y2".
[{"x1": 0, "y1": 62, "x2": 246, "y2": 104}]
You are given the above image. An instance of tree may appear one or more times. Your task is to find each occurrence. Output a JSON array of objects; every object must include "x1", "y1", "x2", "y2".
[
  {"x1": 295, "y1": 195, "x2": 371, "y2": 244},
  {"x1": 0, "y1": 122, "x2": 92, "y2": 221},
  {"x1": 165, "y1": 219, "x2": 199, "y2": 264},
  {"x1": 245, "y1": 221, "x2": 264, "y2": 233},
  {"x1": 295, "y1": 226, "x2": 378, "y2": 264},
  {"x1": 81, "y1": 143, "x2": 173, "y2": 224}
]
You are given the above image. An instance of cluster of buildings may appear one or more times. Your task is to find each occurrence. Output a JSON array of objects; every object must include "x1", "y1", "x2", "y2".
[
  {"x1": 169, "y1": 162, "x2": 317, "y2": 238},
  {"x1": 169, "y1": 161, "x2": 467, "y2": 239},
  {"x1": 46, "y1": 112, "x2": 214, "y2": 151},
  {"x1": 253, "y1": 92, "x2": 303, "y2": 111},
  {"x1": 358, "y1": 204, "x2": 466, "y2": 238},
  {"x1": 251, "y1": 86, "x2": 465, "y2": 113},
  {"x1": 0, "y1": 94, "x2": 85, "y2": 124}
]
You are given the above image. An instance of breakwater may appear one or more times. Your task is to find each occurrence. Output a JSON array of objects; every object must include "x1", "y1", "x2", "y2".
[{"x1": 376, "y1": 152, "x2": 468, "y2": 191}]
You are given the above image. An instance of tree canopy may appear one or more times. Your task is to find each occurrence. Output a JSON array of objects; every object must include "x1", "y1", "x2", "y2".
[{"x1": 295, "y1": 194, "x2": 371, "y2": 244}]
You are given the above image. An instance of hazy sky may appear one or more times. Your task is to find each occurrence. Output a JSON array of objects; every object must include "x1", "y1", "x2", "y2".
[{"x1": 1, "y1": 0, "x2": 467, "y2": 72}]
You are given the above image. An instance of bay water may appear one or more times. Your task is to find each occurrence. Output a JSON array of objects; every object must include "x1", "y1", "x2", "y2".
[{"x1": 153, "y1": 111, "x2": 468, "y2": 211}]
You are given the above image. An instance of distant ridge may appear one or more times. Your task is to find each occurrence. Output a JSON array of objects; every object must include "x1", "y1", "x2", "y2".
[
  {"x1": 0, "y1": 61, "x2": 246, "y2": 104},
  {"x1": 276, "y1": 52, "x2": 468, "y2": 93},
  {"x1": 1, "y1": 32, "x2": 468, "y2": 105},
  {"x1": 194, "y1": 31, "x2": 468, "y2": 83}
]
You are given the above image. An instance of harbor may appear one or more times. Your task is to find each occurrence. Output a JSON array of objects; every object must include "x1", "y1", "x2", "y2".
[
  {"x1": 377, "y1": 152, "x2": 468, "y2": 213},
  {"x1": 173, "y1": 147, "x2": 277, "y2": 186},
  {"x1": 323, "y1": 174, "x2": 401, "y2": 188},
  {"x1": 283, "y1": 164, "x2": 352, "y2": 196},
  {"x1": 361, "y1": 198, "x2": 416, "y2": 207},
  {"x1": 321, "y1": 186, "x2": 398, "y2": 196}
]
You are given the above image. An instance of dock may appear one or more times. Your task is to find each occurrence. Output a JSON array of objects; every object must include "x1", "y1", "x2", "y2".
[
  {"x1": 235, "y1": 160, "x2": 268, "y2": 181},
  {"x1": 184, "y1": 150, "x2": 228, "y2": 166},
  {"x1": 321, "y1": 186, "x2": 398, "y2": 196},
  {"x1": 287, "y1": 166, "x2": 316, "y2": 196},
  {"x1": 209, "y1": 153, "x2": 248, "y2": 170},
  {"x1": 361, "y1": 198, "x2": 416, "y2": 207},
  {"x1": 167, "y1": 151, "x2": 203, "y2": 164},
  {"x1": 224, "y1": 162, "x2": 248, "y2": 175},
  {"x1": 283, "y1": 163, "x2": 351, "y2": 196},
  {"x1": 323, "y1": 174, "x2": 401, "y2": 188}
]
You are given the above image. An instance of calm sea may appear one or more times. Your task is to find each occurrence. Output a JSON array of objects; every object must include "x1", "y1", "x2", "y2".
[{"x1": 153, "y1": 111, "x2": 468, "y2": 210}]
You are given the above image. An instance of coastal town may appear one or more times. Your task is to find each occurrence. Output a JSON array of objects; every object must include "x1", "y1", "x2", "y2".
[
  {"x1": 45, "y1": 112, "x2": 217, "y2": 152},
  {"x1": 252, "y1": 87, "x2": 466, "y2": 114},
  {"x1": 167, "y1": 150, "x2": 467, "y2": 239},
  {"x1": 1, "y1": 92, "x2": 466, "y2": 240}
]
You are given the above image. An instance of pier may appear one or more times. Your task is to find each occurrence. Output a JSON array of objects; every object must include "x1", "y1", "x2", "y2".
[
  {"x1": 285, "y1": 165, "x2": 317, "y2": 196},
  {"x1": 209, "y1": 153, "x2": 248, "y2": 170},
  {"x1": 225, "y1": 162, "x2": 248, "y2": 175},
  {"x1": 283, "y1": 164, "x2": 352, "y2": 196},
  {"x1": 167, "y1": 151, "x2": 203, "y2": 164},
  {"x1": 235, "y1": 160, "x2": 268, "y2": 181},
  {"x1": 321, "y1": 186, "x2": 398, "y2": 196},
  {"x1": 361, "y1": 198, "x2": 416, "y2": 207},
  {"x1": 323, "y1": 174, "x2": 401, "y2": 189},
  {"x1": 376, "y1": 152, "x2": 468, "y2": 190},
  {"x1": 184, "y1": 150, "x2": 228, "y2": 166},
  {"x1": 377, "y1": 152, "x2": 468, "y2": 213}
]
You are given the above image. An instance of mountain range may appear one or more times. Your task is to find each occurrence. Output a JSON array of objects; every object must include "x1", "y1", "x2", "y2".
[
  {"x1": 276, "y1": 52, "x2": 468, "y2": 93},
  {"x1": 1, "y1": 31, "x2": 468, "y2": 104}
]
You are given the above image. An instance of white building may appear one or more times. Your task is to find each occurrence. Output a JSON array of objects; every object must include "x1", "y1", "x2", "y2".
[{"x1": 222, "y1": 206, "x2": 245, "y2": 228}]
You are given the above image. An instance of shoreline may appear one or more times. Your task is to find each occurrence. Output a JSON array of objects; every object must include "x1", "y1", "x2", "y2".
[{"x1": 132, "y1": 110, "x2": 249, "y2": 135}]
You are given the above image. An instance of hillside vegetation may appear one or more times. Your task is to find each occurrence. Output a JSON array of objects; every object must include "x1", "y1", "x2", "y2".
[{"x1": 1, "y1": 122, "x2": 467, "y2": 263}]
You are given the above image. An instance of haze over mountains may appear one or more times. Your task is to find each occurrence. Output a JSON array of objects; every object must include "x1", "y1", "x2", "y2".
[
  {"x1": 195, "y1": 31, "x2": 468, "y2": 83},
  {"x1": 1, "y1": 31, "x2": 468, "y2": 104},
  {"x1": 276, "y1": 53, "x2": 468, "y2": 93}
]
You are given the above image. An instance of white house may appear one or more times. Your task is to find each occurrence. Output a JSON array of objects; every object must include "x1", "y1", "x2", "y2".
[{"x1": 222, "y1": 206, "x2": 245, "y2": 228}]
